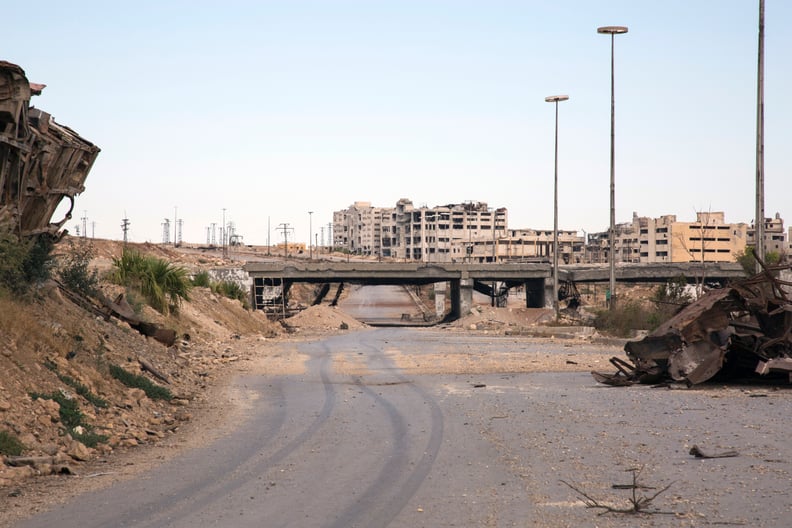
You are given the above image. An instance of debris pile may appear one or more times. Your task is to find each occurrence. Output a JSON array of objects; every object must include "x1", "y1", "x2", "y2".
[{"x1": 593, "y1": 261, "x2": 792, "y2": 386}]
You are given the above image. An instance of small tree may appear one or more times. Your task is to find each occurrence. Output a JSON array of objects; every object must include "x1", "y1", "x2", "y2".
[
  {"x1": 735, "y1": 247, "x2": 781, "y2": 275},
  {"x1": 57, "y1": 240, "x2": 100, "y2": 296}
]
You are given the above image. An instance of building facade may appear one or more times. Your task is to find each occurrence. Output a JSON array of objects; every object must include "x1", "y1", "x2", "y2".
[
  {"x1": 332, "y1": 199, "x2": 589, "y2": 263},
  {"x1": 747, "y1": 212, "x2": 787, "y2": 257},
  {"x1": 334, "y1": 199, "x2": 509, "y2": 262},
  {"x1": 584, "y1": 212, "x2": 751, "y2": 264}
]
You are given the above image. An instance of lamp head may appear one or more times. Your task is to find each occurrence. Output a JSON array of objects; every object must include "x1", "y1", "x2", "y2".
[
  {"x1": 597, "y1": 26, "x2": 628, "y2": 35},
  {"x1": 545, "y1": 95, "x2": 569, "y2": 103}
]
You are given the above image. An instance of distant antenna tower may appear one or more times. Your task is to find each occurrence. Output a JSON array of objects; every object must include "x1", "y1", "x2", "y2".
[
  {"x1": 210, "y1": 223, "x2": 217, "y2": 245},
  {"x1": 121, "y1": 216, "x2": 131, "y2": 244},
  {"x1": 81, "y1": 211, "x2": 88, "y2": 239},
  {"x1": 176, "y1": 219, "x2": 183, "y2": 245},
  {"x1": 162, "y1": 219, "x2": 171, "y2": 244}
]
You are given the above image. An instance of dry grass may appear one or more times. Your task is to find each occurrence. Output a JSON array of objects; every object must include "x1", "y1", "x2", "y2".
[{"x1": 0, "y1": 296, "x2": 70, "y2": 361}]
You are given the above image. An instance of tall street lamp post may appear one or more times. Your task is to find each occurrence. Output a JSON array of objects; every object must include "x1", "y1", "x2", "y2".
[
  {"x1": 598, "y1": 25, "x2": 628, "y2": 310},
  {"x1": 755, "y1": 0, "x2": 765, "y2": 272},
  {"x1": 545, "y1": 95, "x2": 569, "y2": 320}
]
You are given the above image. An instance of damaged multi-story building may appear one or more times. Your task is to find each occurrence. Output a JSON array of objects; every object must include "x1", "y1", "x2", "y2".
[
  {"x1": 332, "y1": 199, "x2": 586, "y2": 263},
  {"x1": 747, "y1": 212, "x2": 787, "y2": 256},
  {"x1": 333, "y1": 199, "x2": 507, "y2": 262},
  {"x1": 584, "y1": 211, "x2": 763, "y2": 264}
]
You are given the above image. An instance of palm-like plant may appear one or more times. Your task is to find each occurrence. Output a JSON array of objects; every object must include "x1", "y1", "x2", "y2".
[{"x1": 110, "y1": 249, "x2": 192, "y2": 315}]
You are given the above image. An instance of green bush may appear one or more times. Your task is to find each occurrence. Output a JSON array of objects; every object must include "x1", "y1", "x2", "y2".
[
  {"x1": 594, "y1": 300, "x2": 656, "y2": 338},
  {"x1": 193, "y1": 271, "x2": 249, "y2": 308},
  {"x1": 57, "y1": 240, "x2": 99, "y2": 296},
  {"x1": 191, "y1": 270, "x2": 212, "y2": 288},
  {"x1": 110, "y1": 249, "x2": 192, "y2": 315},
  {"x1": 0, "y1": 430, "x2": 25, "y2": 456},
  {"x1": 0, "y1": 232, "x2": 54, "y2": 296},
  {"x1": 109, "y1": 364, "x2": 173, "y2": 401},
  {"x1": 212, "y1": 280, "x2": 250, "y2": 308}
]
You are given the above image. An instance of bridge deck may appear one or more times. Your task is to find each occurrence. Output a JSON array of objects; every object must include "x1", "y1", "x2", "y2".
[{"x1": 244, "y1": 261, "x2": 746, "y2": 284}]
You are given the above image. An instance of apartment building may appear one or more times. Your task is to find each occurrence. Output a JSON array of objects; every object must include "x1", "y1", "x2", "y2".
[
  {"x1": 585, "y1": 212, "x2": 750, "y2": 264},
  {"x1": 333, "y1": 199, "x2": 508, "y2": 262},
  {"x1": 670, "y1": 212, "x2": 748, "y2": 263},
  {"x1": 332, "y1": 199, "x2": 591, "y2": 263},
  {"x1": 497, "y1": 229, "x2": 585, "y2": 263}
]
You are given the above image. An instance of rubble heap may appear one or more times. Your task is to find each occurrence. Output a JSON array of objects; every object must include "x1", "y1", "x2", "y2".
[{"x1": 593, "y1": 261, "x2": 792, "y2": 386}]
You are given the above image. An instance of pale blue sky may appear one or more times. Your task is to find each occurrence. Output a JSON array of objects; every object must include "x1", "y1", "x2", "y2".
[{"x1": 6, "y1": 1, "x2": 790, "y2": 246}]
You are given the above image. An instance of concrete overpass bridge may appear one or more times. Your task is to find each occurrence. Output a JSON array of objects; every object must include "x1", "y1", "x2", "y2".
[{"x1": 244, "y1": 261, "x2": 746, "y2": 318}]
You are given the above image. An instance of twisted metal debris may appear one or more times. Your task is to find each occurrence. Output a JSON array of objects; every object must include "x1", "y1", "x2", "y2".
[
  {"x1": 0, "y1": 60, "x2": 99, "y2": 238},
  {"x1": 593, "y1": 259, "x2": 792, "y2": 386}
]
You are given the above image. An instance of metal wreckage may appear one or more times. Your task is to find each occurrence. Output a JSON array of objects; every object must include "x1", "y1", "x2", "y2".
[
  {"x1": 593, "y1": 260, "x2": 792, "y2": 387},
  {"x1": 0, "y1": 61, "x2": 175, "y2": 347},
  {"x1": 0, "y1": 60, "x2": 99, "y2": 239}
]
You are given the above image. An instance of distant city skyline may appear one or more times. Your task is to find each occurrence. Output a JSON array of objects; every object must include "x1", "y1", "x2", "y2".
[{"x1": 5, "y1": 1, "x2": 790, "y2": 246}]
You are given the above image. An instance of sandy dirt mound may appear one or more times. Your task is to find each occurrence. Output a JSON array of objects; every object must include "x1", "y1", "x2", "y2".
[
  {"x1": 284, "y1": 305, "x2": 366, "y2": 334},
  {"x1": 451, "y1": 306, "x2": 555, "y2": 332}
]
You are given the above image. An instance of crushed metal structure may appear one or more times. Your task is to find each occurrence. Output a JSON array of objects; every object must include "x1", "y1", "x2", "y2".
[
  {"x1": 0, "y1": 60, "x2": 99, "y2": 238},
  {"x1": 594, "y1": 260, "x2": 792, "y2": 386}
]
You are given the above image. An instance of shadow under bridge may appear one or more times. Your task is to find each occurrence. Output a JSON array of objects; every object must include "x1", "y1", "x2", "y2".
[{"x1": 243, "y1": 261, "x2": 551, "y2": 320}]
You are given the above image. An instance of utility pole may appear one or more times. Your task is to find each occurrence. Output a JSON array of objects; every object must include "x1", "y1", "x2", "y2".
[
  {"x1": 277, "y1": 223, "x2": 294, "y2": 258},
  {"x1": 222, "y1": 208, "x2": 227, "y2": 259},
  {"x1": 121, "y1": 216, "x2": 130, "y2": 245}
]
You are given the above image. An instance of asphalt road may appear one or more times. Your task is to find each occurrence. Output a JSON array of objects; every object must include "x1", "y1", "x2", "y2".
[
  {"x1": 15, "y1": 327, "x2": 792, "y2": 528},
  {"x1": 338, "y1": 284, "x2": 425, "y2": 324}
]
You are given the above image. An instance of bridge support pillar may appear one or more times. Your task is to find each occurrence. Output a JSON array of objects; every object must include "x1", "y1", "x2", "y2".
[
  {"x1": 524, "y1": 279, "x2": 546, "y2": 308},
  {"x1": 544, "y1": 279, "x2": 555, "y2": 309},
  {"x1": 449, "y1": 278, "x2": 474, "y2": 317},
  {"x1": 433, "y1": 281, "x2": 446, "y2": 318}
]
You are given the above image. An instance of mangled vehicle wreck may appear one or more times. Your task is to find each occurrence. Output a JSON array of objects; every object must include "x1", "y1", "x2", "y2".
[
  {"x1": 594, "y1": 261, "x2": 792, "y2": 387},
  {"x1": 0, "y1": 60, "x2": 99, "y2": 238}
]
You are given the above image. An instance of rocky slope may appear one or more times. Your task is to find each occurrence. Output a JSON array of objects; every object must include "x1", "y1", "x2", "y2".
[{"x1": 0, "y1": 239, "x2": 282, "y2": 489}]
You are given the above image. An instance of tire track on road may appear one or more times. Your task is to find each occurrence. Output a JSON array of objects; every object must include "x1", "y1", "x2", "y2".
[{"x1": 326, "y1": 336, "x2": 444, "y2": 528}]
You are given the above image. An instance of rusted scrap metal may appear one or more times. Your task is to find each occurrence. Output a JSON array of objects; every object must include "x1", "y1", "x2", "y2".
[
  {"x1": 593, "y1": 260, "x2": 792, "y2": 386},
  {"x1": 0, "y1": 60, "x2": 99, "y2": 238},
  {"x1": 99, "y1": 293, "x2": 178, "y2": 347}
]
